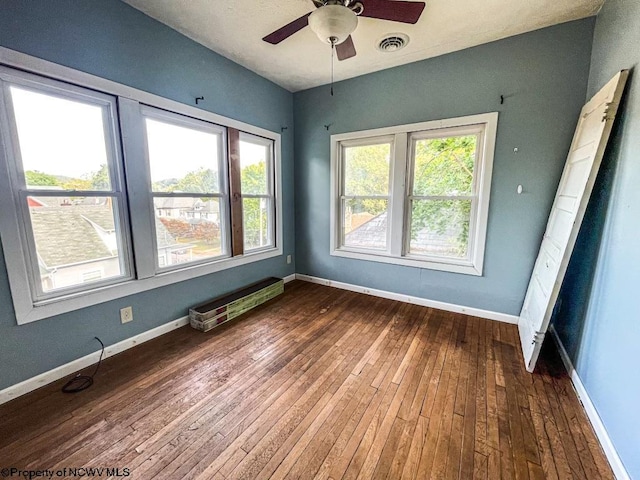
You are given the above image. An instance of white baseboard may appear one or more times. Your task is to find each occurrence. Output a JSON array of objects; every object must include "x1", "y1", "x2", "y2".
[
  {"x1": 0, "y1": 272, "x2": 516, "y2": 406},
  {"x1": 295, "y1": 274, "x2": 519, "y2": 324},
  {"x1": 0, "y1": 316, "x2": 189, "y2": 406},
  {"x1": 0, "y1": 274, "x2": 296, "y2": 405},
  {"x1": 549, "y1": 325, "x2": 629, "y2": 480}
]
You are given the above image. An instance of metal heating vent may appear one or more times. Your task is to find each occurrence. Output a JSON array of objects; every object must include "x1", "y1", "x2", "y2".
[{"x1": 377, "y1": 34, "x2": 409, "y2": 52}]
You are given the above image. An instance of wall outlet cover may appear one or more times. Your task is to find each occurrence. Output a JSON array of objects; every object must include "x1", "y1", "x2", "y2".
[{"x1": 120, "y1": 306, "x2": 133, "y2": 324}]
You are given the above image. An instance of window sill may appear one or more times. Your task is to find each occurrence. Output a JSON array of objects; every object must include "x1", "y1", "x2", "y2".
[
  {"x1": 331, "y1": 248, "x2": 482, "y2": 276},
  {"x1": 18, "y1": 246, "x2": 282, "y2": 325}
]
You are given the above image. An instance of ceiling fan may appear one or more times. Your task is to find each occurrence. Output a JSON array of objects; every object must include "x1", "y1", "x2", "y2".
[{"x1": 262, "y1": 0, "x2": 426, "y2": 61}]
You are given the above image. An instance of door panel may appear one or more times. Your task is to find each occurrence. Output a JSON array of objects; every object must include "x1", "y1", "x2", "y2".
[{"x1": 518, "y1": 71, "x2": 628, "y2": 372}]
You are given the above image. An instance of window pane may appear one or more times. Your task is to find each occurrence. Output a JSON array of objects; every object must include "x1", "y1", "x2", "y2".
[
  {"x1": 153, "y1": 197, "x2": 222, "y2": 267},
  {"x1": 243, "y1": 198, "x2": 271, "y2": 250},
  {"x1": 412, "y1": 135, "x2": 477, "y2": 196},
  {"x1": 344, "y1": 143, "x2": 391, "y2": 196},
  {"x1": 342, "y1": 198, "x2": 388, "y2": 250},
  {"x1": 28, "y1": 196, "x2": 125, "y2": 292},
  {"x1": 409, "y1": 199, "x2": 471, "y2": 258},
  {"x1": 10, "y1": 86, "x2": 112, "y2": 190},
  {"x1": 240, "y1": 140, "x2": 269, "y2": 195},
  {"x1": 145, "y1": 118, "x2": 221, "y2": 194}
]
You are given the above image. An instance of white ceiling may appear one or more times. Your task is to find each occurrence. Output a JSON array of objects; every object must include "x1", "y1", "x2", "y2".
[{"x1": 122, "y1": 0, "x2": 603, "y2": 92}]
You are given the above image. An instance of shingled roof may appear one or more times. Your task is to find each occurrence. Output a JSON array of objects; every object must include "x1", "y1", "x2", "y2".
[
  {"x1": 345, "y1": 211, "x2": 466, "y2": 257},
  {"x1": 30, "y1": 206, "x2": 116, "y2": 268},
  {"x1": 30, "y1": 205, "x2": 179, "y2": 268}
]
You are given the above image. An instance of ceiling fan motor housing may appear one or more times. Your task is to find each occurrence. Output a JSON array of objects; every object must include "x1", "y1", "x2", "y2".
[{"x1": 308, "y1": 5, "x2": 358, "y2": 45}]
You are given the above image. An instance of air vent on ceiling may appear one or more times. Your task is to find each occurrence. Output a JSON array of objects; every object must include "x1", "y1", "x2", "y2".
[{"x1": 377, "y1": 33, "x2": 409, "y2": 53}]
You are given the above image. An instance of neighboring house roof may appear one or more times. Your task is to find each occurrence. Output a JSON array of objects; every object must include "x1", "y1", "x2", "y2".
[
  {"x1": 155, "y1": 197, "x2": 196, "y2": 209},
  {"x1": 155, "y1": 197, "x2": 220, "y2": 215},
  {"x1": 30, "y1": 205, "x2": 117, "y2": 268},
  {"x1": 30, "y1": 196, "x2": 109, "y2": 208},
  {"x1": 30, "y1": 202, "x2": 194, "y2": 270},
  {"x1": 345, "y1": 211, "x2": 465, "y2": 257},
  {"x1": 344, "y1": 212, "x2": 388, "y2": 250},
  {"x1": 28, "y1": 197, "x2": 47, "y2": 207}
]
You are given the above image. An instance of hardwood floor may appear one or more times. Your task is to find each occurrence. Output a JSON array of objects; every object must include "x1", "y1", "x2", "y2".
[{"x1": 0, "y1": 280, "x2": 613, "y2": 479}]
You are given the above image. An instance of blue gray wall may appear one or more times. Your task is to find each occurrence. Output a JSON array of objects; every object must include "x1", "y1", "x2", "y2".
[
  {"x1": 0, "y1": 0, "x2": 295, "y2": 389},
  {"x1": 1, "y1": 1, "x2": 637, "y2": 476},
  {"x1": 554, "y1": 0, "x2": 640, "y2": 477},
  {"x1": 293, "y1": 19, "x2": 595, "y2": 315}
]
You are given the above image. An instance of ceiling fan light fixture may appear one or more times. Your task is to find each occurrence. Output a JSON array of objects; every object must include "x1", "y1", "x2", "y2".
[{"x1": 308, "y1": 5, "x2": 358, "y2": 45}]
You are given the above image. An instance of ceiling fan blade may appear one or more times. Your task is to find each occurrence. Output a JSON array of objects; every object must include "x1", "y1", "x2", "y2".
[
  {"x1": 262, "y1": 12, "x2": 312, "y2": 44},
  {"x1": 360, "y1": 0, "x2": 426, "y2": 24},
  {"x1": 336, "y1": 35, "x2": 357, "y2": 61}
]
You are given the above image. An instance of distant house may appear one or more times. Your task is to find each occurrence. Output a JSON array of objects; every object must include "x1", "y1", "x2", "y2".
[{"x1": 155, "y1": 197, "x2": 219, "y2": 222}]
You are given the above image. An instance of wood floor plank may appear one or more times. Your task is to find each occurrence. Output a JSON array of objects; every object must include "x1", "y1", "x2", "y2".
[
  {"x1": 459, "y1": 318, "x2": 479, "y2": 480},
  {"x1": 429, "y1": 316, "x2": 464, "y2": 480},
  {"x1": 0, "y1": 281, "x2": 615, "y2": 480}
]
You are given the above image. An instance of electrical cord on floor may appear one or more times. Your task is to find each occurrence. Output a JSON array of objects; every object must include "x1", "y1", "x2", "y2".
[{"x1": 61, "y1": 336, "x2": 105, "y2": 394}]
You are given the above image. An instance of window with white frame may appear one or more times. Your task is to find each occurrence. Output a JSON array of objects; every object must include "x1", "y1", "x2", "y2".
[
  {"x1": 141, "y1": 107, "x2": 229, "y2": 270},
  {"x1": 0, "y1": 70, "x2": 133, "y2": 299},
  {"x1": 0, "y1": 55, "x2": 282, "y2": 325},
  {"x1": 331, "y1": 113, "x2": 497, "y2": 276},
  {"x1": 239, "y1": 132, "x2": 275, "y2": 252}
]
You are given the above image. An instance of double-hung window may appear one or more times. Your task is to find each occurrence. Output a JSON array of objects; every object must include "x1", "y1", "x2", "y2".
[
  {"x1": 0, "y1": 68, "x2": 133, "y2": 298},
  {"x1": 141, "y1": 107, "x2": 229, "y2": 270},
  {"x1": 331, "y1": 113, "x2": 497, "y2": 276},
  {"x1": 340, "y1": 137, "x2": 392, "y2": 251},
  {"x1": 0, "y1": 53, "x2": 282, "y2": 325},
  {"x1": 239, "y1": 132, "x2": 275, "y2": 252}
]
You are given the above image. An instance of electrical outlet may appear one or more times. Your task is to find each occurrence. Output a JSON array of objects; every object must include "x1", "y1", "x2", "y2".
[
  {"x1": 120, "y1": 306, "x2": 133, "y2": 324},
  {"x1": 286, "y1": 255, "x2": 292, "y2": 264}
]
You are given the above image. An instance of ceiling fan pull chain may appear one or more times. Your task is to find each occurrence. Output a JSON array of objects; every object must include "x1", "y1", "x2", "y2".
[{"x1": 331, "y1": 38, "x2": 335, "y2": 96}]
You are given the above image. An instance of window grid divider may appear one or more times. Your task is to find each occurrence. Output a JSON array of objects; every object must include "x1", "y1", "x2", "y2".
[{"x1": 389, "y1": 132, "x2": 407, "y2": 257}]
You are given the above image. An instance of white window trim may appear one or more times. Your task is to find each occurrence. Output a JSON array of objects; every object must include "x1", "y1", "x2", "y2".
[
  {"x1": 0, "y1": 47, "x2": 283, "y2": 325},
  {"x1": 0, "y1": 68, "x2": 136, "y2": 301},
  {"x1": 330, "y1": 112, "x2": 497, "y2": 276},
  {"x1": 239, "y1": 131, "x2": 277, "y2": 253},
  {"x1": 139, "y1": 105, "x2": 232, "y2": 273}
]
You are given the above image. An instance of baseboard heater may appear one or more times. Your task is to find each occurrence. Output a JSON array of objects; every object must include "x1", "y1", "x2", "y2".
[{"x1": 189, "y1": 277, "x2": 284, "y2": 332}]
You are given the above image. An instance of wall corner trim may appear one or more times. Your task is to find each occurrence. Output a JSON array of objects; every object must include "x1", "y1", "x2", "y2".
[
  {"x1": 295, "y1": 273, "x2": 518, "y2": 324},
  {"x1": 549, "y1": 325, "x2": 630, "y2": 480},
  {"x1": 0, "y1": 316, "x2": 189, "y2": 406}
]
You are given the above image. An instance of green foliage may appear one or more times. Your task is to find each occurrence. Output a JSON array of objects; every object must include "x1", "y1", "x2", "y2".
[
  {"x1": 152, "y1": 178, "x2": 178, "y2": 192},
  {"x1": 61, "y1": 178, "x2": 92, "y2": 191},
  {"x1": 241, "y1": 161, "x2": 269, "y2": 249},
  {"x1": 90, "y1": 163, "x2": 110, "y2": 190},
  {"x1": 241, "y1": 162, "x2": 267, "y2": 195},
  {"x1": 342, "y1": 135, "x2": 477, "y2": 257},
  {"x1": 413, "y1": 136, "x2": 475, "y2": 196},
  {"x1": 410, "y1": 135, "x2": 476, "y2": 255},
  {"x1": 344, "y1": 143, "x2": 390, "y2": 217},
  {"x1": 175, "y1": 167, "x2": 218, "y2": 193},
  {"x1": 26, "y1": 165, "x2": 112, "y2": 191},
  {"x1": 243, "y1": 198, "x2": 269, "y2": 249},
  {"x1": 25, "y1": 170, "x2": 59, "y2": 187}
]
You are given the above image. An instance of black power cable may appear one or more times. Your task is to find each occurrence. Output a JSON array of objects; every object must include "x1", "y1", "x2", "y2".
[{"x1": 62, "y1": 336, "x2": 105, "y2": 394}]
